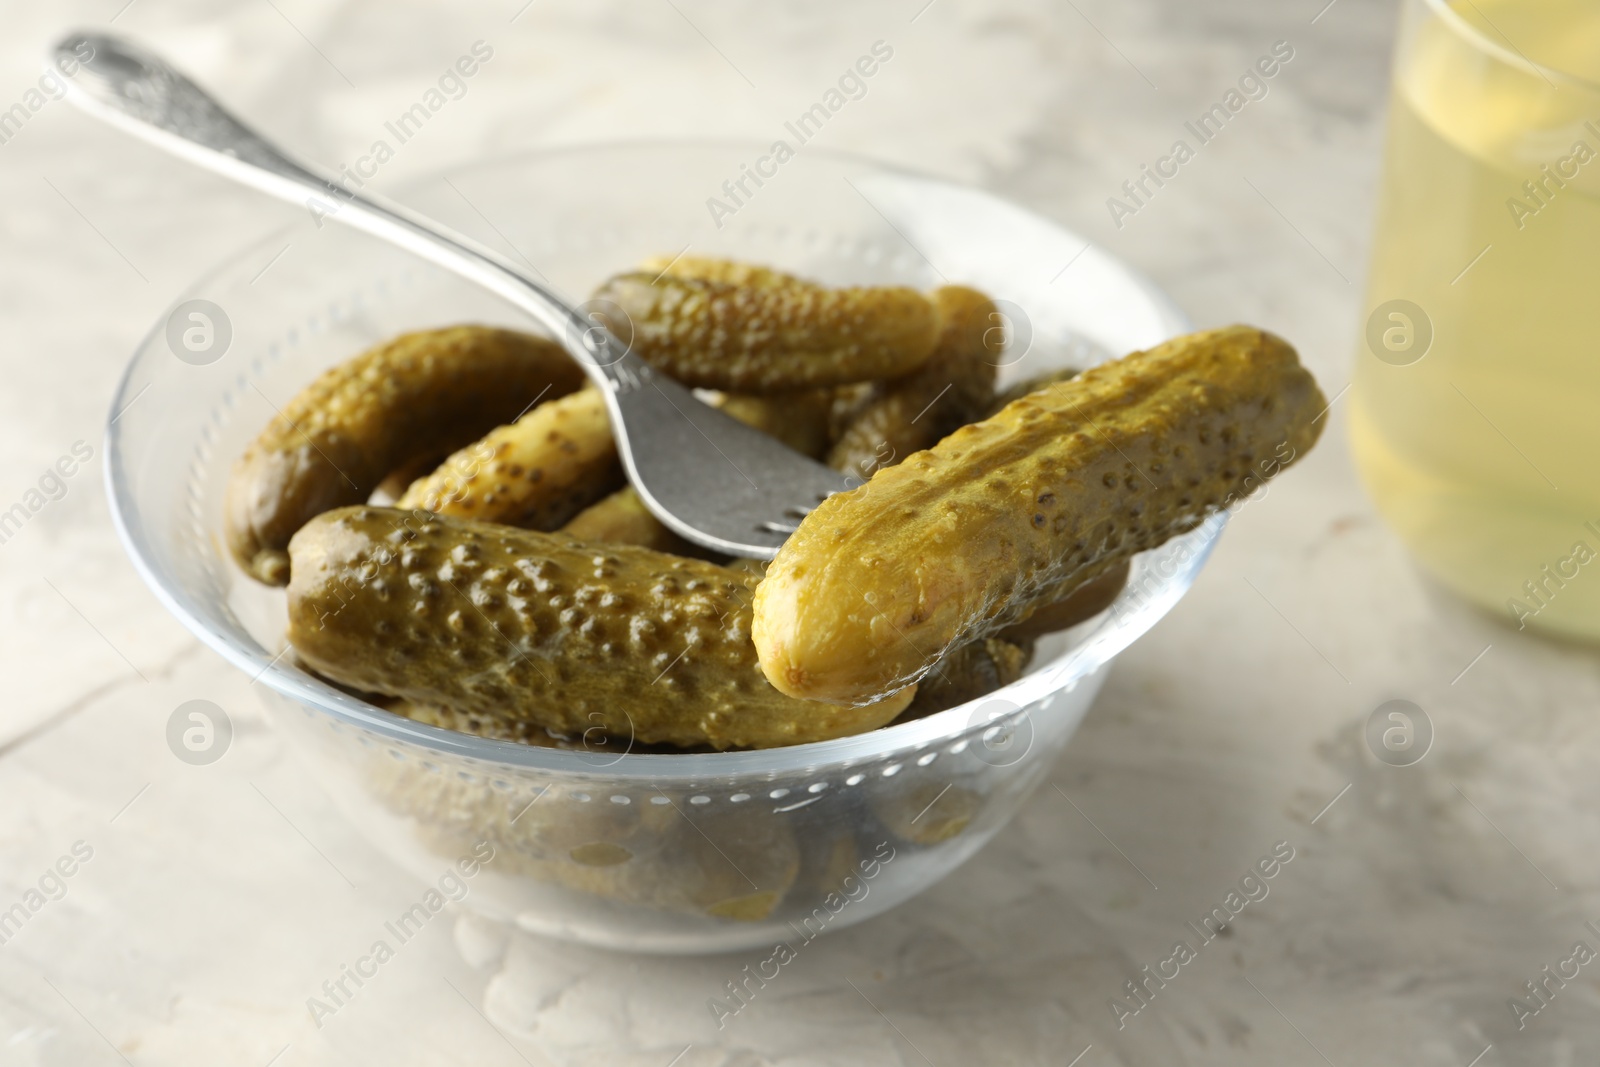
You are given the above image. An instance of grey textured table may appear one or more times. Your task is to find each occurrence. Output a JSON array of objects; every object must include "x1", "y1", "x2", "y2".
[{"x1": 2, "y1": 1, "x2": 1595, "y2": 1064}]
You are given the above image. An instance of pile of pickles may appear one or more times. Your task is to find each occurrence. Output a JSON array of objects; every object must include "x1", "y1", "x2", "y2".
[
  {"x1": 224, "y1": 255, "x2": 1328, "y2": 924},
  {"x1": 226, "y1": 256, "x2": 1327, "y2": 753}
]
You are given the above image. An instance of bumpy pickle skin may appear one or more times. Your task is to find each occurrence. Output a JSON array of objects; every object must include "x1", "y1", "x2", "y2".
[
  {"x1": 753, "y1": 326, "x2": 1327, "y2": 704},
  {"x1": 828, "y1": 285, "x2": 1000, "y2": 479},
  {"x1": 396, "y1": 387, "x2": 622, "y2": 530},
  {"x1": 286, "y1": 507, "x2": 913, "y2": 749},
  {"x1": 226, "y1": 326, "x2": 585, "y2": 586},
  {"x1": 591, "y1": 271, "x2": 938, "y2": 392}
]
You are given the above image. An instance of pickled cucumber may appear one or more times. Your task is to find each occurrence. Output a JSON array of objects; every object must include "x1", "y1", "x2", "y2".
[
  {"x1": 396, "y1": 387, "x2": 622, "y2": 530},
  {"x1": 286, "y1": 507, "x2": 914, "y2": 748},
  {"x1": 226, "y1": 327, "x2": 584, "y2": 585},
  {"x1": 591, "y1": 271, "x2": 938, "y2": 392},
  {"x1": 828, "y1": 286, "x2": 999, "y2": 479},
  {"x1": 753, "y1": 326, "x2": 1327, "y2": 703}
]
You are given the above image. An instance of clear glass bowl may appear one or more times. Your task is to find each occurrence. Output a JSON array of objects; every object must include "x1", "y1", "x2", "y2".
[{"x1": 106, "y1": 142, "x2": 1216, "y2": 954}]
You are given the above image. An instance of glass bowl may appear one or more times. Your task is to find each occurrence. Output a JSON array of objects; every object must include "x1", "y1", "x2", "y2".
[{"x1": 106, "y1": 142, "x2": 1217, "y2": 954}]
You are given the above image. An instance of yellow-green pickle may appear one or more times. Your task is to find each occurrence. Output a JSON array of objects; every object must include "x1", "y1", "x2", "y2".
[
  {"x1": 226, "y1": 326, "x2": 584, "y2": 585},
  {"x1": 591, "y1": 270, "x2": 939, "y2": 392},
  {"x1": 396, "y1": 387, "x2": 622, "y2": 529},
  {"x1": 285, "y1": 506, "x2": 914, "y2": 749},
  {"x1": 754, "y1": 326, "x2": 1327, "y2": 704}
]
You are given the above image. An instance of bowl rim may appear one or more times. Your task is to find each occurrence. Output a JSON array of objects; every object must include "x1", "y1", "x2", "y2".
[{"x1": 105, "y1": 137, "x2": 1215, "y2": 778}]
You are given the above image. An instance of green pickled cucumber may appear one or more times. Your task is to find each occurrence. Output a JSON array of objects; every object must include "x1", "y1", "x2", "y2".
[
  {"x1": 286, "y1": 507, "x2": 914, "y2": 748},
  {"x1": 828, "y1": 285, "x2": 999, "y2": 479},
  {"x1": 226, "y1": 326, "x2": 584, "y2": 585},
  {"x1": 396, "y1": 387, "x2": 622, "y2": 530},
  {"x1": 591, "y1": 271, "x2": 938, "y2": 392},
  {"x1": 754, "y1": 326, "x2": 1327, "y2": 703}
]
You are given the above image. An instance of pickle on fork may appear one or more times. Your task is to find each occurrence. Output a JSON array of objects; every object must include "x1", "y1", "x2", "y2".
[{"x1": 753, "y1": 326, "x2": 1327, "y2": 703}]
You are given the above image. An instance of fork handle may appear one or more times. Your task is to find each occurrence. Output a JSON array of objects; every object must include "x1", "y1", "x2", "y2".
[{"x1": 54, "y1": 29, "x2": 646, "y2": 393}]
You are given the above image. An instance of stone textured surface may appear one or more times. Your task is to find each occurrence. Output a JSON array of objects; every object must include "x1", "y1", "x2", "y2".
[{"x1": 2, "y1": 1, "x2": 1595, "y2": 1064}]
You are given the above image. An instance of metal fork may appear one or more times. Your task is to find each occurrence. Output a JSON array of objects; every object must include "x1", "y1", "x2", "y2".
[{"x1": 56, "y1": 30, "x2": 850, "y2": 558}]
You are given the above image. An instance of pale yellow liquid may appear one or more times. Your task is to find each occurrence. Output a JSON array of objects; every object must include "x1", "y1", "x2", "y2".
[{"x1": 1350, "y1": 0, "x2": 1600, "y2": 638}]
